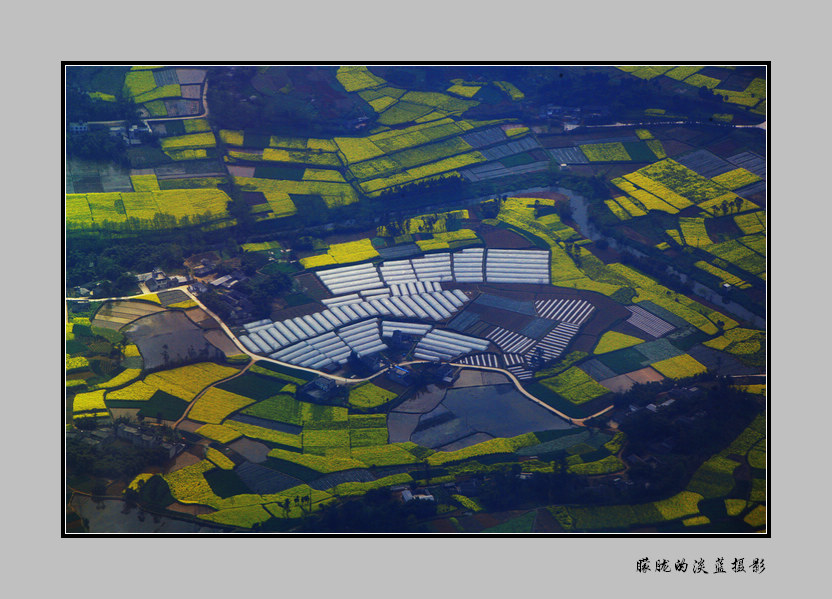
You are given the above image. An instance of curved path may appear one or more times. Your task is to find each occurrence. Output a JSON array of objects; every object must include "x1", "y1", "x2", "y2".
[
  {"x1": 68, "y1": 287, "x2": 761, "y2": 426},
  {"x1": 85, "y1": 80, "x2": 210, "y2": 129},
  {"x1": 69, "y1": 287, "x2": 618, "y2": 427},
  {"x1": 174, "y1": 288, "x2": 610, "y2": 426},
  {"x1": 170, "y1": 358, "x2": 254, "y2": 431}
]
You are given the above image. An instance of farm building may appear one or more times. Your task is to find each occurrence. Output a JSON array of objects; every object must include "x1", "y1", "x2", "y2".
[
  {"x1": 387, "y1": 365, "x2": 413, "y2": 385},
  {"x1": 401, "y1": 489, "x2": 434, "y2": 503},
  {"x1": 135, "y1": 269, "x2": 176, "y2": 292},
  {"x1": 300, "y1": 376, "x2": 341, "y2": 402}
]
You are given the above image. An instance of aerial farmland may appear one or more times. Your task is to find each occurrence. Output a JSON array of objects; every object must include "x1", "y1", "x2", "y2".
[{"x1": 65, "y1": 64, "x2": 767, "y2": 535}]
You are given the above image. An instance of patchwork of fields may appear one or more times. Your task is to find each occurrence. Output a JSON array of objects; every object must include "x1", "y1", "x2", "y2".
[
  {"x1": 617, "y1": 65, "x2": 766, "y2": 115},
  {"x1": 66, "y1": 64, "x2": 766, "y2": 534}
]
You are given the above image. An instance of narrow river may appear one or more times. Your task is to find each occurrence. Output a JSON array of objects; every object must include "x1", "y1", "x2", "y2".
[{"x1": 559, "y1": 186, "x2": 766, "y2": 328}]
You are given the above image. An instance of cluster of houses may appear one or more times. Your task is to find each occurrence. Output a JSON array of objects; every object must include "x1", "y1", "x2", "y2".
[
  {"x1": 538, "y1": 104, "x2": 611, "y2": 130},
  {"x1": 393, "y1": 477, "x2": 480, "y2": 506},
  {"x1": 68, "y1": 122, "x2": 152, "y2": 146},
  {"x1": 136, "y1": 269, "x2": 191, "y2": 293},
  {"x1": 69, "y1": 422, "x2": 185, "y2": 459},
  {"x1": 133, "y1": 256, "x2": 256, "y2": 323},
  {"x1": 187, "y1": 258, "x2": 249, "y2": 292}
]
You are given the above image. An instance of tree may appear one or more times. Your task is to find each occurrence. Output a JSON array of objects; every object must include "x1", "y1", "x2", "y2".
[{"x1": 410, "y1": 366, "x2": 434, "y2": 397}]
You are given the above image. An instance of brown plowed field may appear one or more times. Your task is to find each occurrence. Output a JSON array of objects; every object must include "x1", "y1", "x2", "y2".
[
  {"x1": 479, "y1": 285, "x2": 539, "y2": 301},
  {"x1": 185, "y1": 307, "x2": 221, "y2": 329},
  {"x1": 176, "y1": 419, "x2": 204, "y2": 434},
  {"x1": 175, "y1": 69, "x2": 206, "y2": 85},
  {"x1": 452, "y1": 369, "x2": 482, "y2": 387},
  {"x1": 204, "y1": 329, "x2": 240, "y2": 356},
  {"x1": 598, "y1": 373, "x2": 637, "y2": 393},
  {"x1": 167, "y1": 451, "x2": 201, "y2": 473},
  {"x1": 180, "y1": 84, "x2": 202, "y2": 99},
  {"x1": 227, "y1": 438, "x2": 271, "y2": 463},
  {"x1": 478, "y1": 226, "x2": 535, "y2": 249},
  {"x1": 625, "y1": 366, "x2": 665, "y2": 384},
  {"x1": 569, "y1": 165, "x2": 597, "y2": 177}
]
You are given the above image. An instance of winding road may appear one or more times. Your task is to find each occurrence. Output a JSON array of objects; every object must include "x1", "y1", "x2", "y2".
[
  {"x1": 68, "y1": 287, "x2": 616, "y2": 426},
  {"x1": 84, "y1": 78, "x2": 209, "y2": 132}
]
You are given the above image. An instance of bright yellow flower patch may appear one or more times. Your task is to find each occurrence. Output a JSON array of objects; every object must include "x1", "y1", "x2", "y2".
[
  {"x1": 593, "y1": 331, "x2": 644, "y2": 354},
  {"x1": 73, "y1": 389, "x2": 108, "y2": 412},
  {"x1": 188, "y1": 387, "x2": 255, "y2": 424},
  {"x1": 651, "y1": 354, "x2": 708, "y2": 379}
]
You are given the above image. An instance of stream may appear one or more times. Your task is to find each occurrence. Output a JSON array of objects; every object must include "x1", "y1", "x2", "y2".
[{"x1": 560, "y1": 186, "x2": 766, "y2": 328}]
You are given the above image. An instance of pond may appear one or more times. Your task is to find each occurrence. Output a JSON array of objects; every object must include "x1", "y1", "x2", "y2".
[
  {"x1": 407, "y1": 370, "x2": 576, "y2": 451},
  {"x1": 69, "y1": 496, "x2": 227, "y2": 534}
]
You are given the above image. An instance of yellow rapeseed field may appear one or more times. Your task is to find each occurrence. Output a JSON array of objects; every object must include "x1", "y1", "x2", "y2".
[
  {"x1": 188, "y1": 387, "x2": 255, "y2": 424},
  {"x1": 195, "y1": 423, "x2": 243, "y2": 444},
  {"x1": 336, "y1": 66, "x2": 386, "y2": 92},
  {"x1": 219, "y1": 130, "x2": 245, "y2": 146},
  {"x1": 160, "y1": 132, "x2": 216, "y2": 150},
  {"x1": 73, "y1": 389, "x2": 108, "y2": 413},
  {"x1": 130, "y1": 174, "x2": 160, "y2": 192},
  {"x1": 651, "y1": 354, "x2": 708, "y2": 379}
]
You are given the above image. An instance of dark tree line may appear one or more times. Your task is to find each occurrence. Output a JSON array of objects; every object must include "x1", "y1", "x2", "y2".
[
  {"x1": 66, "y1": 437, "x2": 169, "y2": 480},
  {"x1": 476, "y1": 465, "x2": 591, "y2": 511},
  {"x1": 618, "y1": 380, "x2": 762, "y2": 459},
  {"x1": 66, "y1": 129, "x2": 129, "y2": 166},
  {"x1": 376, "y1": 175, "x2": 466, "y2": 207},
  {"x1": 237, "y1": 271, "x2": 293, "y2": 319},
  {"x1": 206, "y1": 66, "x2": 369, "y2": 136},
  {"x1": 65, "y1": 86, "x2": 140, "y2": 124},
  {"x1": 295, "y1": 489, "x2": 436, "y2": 533},
  {"x1": 67, "y1": 240, "x2": 189, "y2": 289}
]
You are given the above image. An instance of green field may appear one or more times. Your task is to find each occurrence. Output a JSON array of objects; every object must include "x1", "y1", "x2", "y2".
[
  {"x1": 593, "y1": 331, "x2": 644, "y2": 354},
  {"x1": 216, "y1": 372, "x2": 294, "y2": 401},
  {"x1": 136, "y1": 390, "x2": 188, "y2": 421},
  {"x1": 240, "y1": 393, "x2": 301, "y2": 425},
  {"x1": 68, "y1": 65, "x2": 766, "y2": 532},
  {"x1": 347, "y1": 383, "x2": 398, "y2": 409},
  {"x1": 537, "y1": 367, "x2": 610, "y2": 405},
  {"x1": 66, "y1": 189, "x2": 232, "y2": 230}
]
